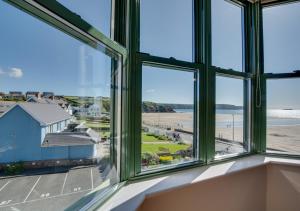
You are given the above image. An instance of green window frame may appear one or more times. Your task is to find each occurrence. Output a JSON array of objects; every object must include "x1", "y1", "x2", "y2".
[
  {"x1": 128, "y1": 0, "x2": 255, "y2": 178},
  {"x1": 135, "y1": 55, "x2": 202, "y2": 175},
  {"x1": 4, "y1": 0, "x2": 300, "y2": 209},
  {"x1": 260, "y1": 0, "x2": 300, "y2": 159},
  {"x1": 208, "y1": 0, "x2": 254, "y2": 161},
  {"x1": 3, "y1": 0, "x2": 128, "y2": 209}
]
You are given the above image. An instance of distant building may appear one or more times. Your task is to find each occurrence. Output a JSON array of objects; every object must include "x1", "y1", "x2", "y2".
[
  {"x1": 5, "y1": 91, "x2": 24, "y2": 101},
  {"x1": 42, "y1": 92, "x2": 54, "y2": 99},
  {"x1": 27, "y1": 96, "x2": 49, "y2": 104},
  {"x1": 0, "y1": 92, "x2": 5, "y2": 99},
  {"x1": 0, "y1": 103, "x2": 98, "y2": 163},
  {"x1": 9, "y1": 91, "x2": 22, "y2": 95},
  {"x1": 87, "y1": 103, "x2": 102, "y2": 117},
  {"x1": 53, "y1": 98, "x2": 70, "y2": 111},
  {"x1": 26, "y1": 91, "x2": 42, "y2": 99},
  {"x1": 77, "y1": 103, "x2": 102, "y2": 118},
  {"x1": 27, "y1": 96, "x2": 73, "y2": 115}
]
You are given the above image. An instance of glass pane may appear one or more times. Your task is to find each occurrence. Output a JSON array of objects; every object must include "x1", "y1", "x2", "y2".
[
  {"x1": 0, "y1": 1, "x2": 121, "y2": 210},
  {"x1": 142, "y1": 65, "x2": 197, "y2": 170},
  {"x1": 263, "y1": 2, "x2": 300, "y2": 73},
  {"x1": 267, "y1": 79, "x2": 300, "y2": 155},
  {"x1": 211, "y1": 0, "x2": 244, "y2": 71},
  {"x1": 57, "y1": 0, "x2": 111, "y2": 37},
  {"x1": 140, "y1": 0, "x2": 193, "y2": 61},
  {"x1": 215, "y1": 76, "x2": 249, "y2": 157}
]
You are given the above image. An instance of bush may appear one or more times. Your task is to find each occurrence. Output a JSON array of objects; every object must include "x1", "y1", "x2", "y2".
[
  {"x1": 142, "y1": 152, "x2": 160, "y2": 166},
  {"x1": 159, "y1": 156, "x2": 173, "y2": 164},
  {"x1": 4, "y1": 162, "x2": 24, "y2": 175}
]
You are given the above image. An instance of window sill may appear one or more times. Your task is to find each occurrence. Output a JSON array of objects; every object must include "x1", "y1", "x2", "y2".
[{"x1": 98, "y1": 155, "x2": 300, "y2": 211}]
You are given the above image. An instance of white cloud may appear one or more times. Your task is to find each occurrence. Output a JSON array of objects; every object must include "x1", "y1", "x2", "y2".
[
  {"x1": 146, "y1": 89, "x2": 155, "y2": 93},
  {"x1": 9, "y1": 68, "x2": 23, "y2": 78},
  {"x1": 0, "y1": 68, "x2": 4, "y2": 75}
]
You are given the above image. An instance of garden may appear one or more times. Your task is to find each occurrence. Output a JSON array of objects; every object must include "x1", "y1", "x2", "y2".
[{"x1": 141, "y1": 132, "x2": 192, "y2": 168}]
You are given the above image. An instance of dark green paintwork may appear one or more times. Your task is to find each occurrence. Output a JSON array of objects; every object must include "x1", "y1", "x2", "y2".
[{"x1": 4, "y1": 0, "x2": 300, "y2": 210}]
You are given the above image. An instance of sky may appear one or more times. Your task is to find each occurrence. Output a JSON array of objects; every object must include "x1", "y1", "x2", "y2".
[
  {"x1": 0, "y1": 0, "x2": 112, "y2": 97},
  {"x1": 263, "y1": 2, "x2": 300, "y2": 109},
  {"x1": 0, "y1": 0, "x2": 299, "y2": 108},
  {"x1": 142, "y1": 66, "x2": 195, "y2": 104}
]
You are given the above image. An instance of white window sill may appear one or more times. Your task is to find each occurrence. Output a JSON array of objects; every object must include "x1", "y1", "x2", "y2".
[{"x1": 98, "y1": 155, "x2": 300, "y2": 211}]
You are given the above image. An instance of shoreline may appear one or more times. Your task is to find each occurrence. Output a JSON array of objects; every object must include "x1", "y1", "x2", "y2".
[{"x1": 142, "y1": 112, "x2": 300, "y2": 154}]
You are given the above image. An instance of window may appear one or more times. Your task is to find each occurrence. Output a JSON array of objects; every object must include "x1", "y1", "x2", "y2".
[
  {"x1": 140, "y1": 0, "x2": 194, "y2": 61},
  {"x1": 57, "y1": 0, "x2": 112, "y2": 37},
  {"x1": 263, "y1": 2, "x2": 300, "y2": 73},
  {"x1": 211, "y1": 0, "x2": 245, "y2": 71},
  {"x1": 141, "y1": 65, "x2": 197, "y2": 170},
  {"x1": 0, "y1": 1, "x2": 122, "y2": 210},
  {"x1": 215, "y1": 76, "x2": 249, "y2": 157},
  {"x1": 267, "y1": 79, "x2": 300, "y2": 155}
]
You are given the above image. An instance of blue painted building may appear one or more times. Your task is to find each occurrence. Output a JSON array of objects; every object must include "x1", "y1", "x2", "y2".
[{"x1": 0, "y1": 103, "x2": 98, "y2": 163}]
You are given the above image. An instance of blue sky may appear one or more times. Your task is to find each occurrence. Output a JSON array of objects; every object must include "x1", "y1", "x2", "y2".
[
  {"x1": 0, "y1": 0, "x2": 299, "y2": 108},
  {"x1": 0, "y1": 0, "x2": 112, "y2": 97},
  {"x1": 142, "y1": 66, "x2": 195, "y2": 104},
  {"x1": 263, "y1": 2, "x2": 300, "y2": 109}
]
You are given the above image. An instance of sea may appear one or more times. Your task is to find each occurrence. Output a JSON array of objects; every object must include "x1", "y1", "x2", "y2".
[{"x1": 174, "y1": 109, "x2": 300, "y2": 128}]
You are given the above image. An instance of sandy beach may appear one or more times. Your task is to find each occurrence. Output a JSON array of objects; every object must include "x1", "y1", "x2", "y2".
[
  {"x1": 267, "y1": 125, "x2": 300, "y2": 154},
  {"x1": 142, "y1": 112, "x2": 300, "y2": 154}
]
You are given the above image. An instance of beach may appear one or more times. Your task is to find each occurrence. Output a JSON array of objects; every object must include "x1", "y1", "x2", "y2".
[{"x1": 142, "y1": 111, "x2": 300, "y2": 155}]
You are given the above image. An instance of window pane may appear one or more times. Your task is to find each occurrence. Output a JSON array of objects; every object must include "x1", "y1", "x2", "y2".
[
  {"x1": 267, "y1": 79, "x2": 300, "y2": 155},
  {"x1": 57, "y1": 0, "x2": 111, "y2": 37},
  {"x1": 0, "y1": 1, "x2": 121, "y2": 210},
  {"x1": 211, "y1": 0, "x2": 244, "y2": 71},
  {"x1": 215, "y1": 76, "x2": 249, "y2": 157},
  {"x1": 142, "y1": 66, "x2": 197, "y2": 170},
  {"x1": 140, "y1": 0, "x2": 193, "y2": 61},
  {"x1": 263, "y1": 2, "x2": 300, "y2": 73}
]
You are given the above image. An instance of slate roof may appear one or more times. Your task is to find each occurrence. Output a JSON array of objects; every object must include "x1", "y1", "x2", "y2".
[
  {"x1": 42, "y1": 131, "x2": 99, "y2": 147},
  {"x1": 0, "y1": 102, "x2": 72, "y2": 126},
  {"x1": 0, "y1": 101, "x2": 16, "y2": 115},
  {"x1": 27, "y1": 96, "x2": 69, "y2": 106}
]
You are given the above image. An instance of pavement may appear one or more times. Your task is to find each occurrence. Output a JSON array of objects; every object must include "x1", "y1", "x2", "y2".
[
  {"x1": 0, "y1": 166, "x2": 104, "y2": 211},
  {"x1": 215, "y1": 139, "x2": 247, "y2": 156}
]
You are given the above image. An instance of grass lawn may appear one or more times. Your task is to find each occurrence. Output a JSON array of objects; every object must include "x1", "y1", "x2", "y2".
[
  {"x1": 142, "y1": 143, "x2": 190, "y2": 154},
  {"x1": 77, "y1": 119, "x2": 110, "y2": 129},
  {"x1": 64, "y1": 96, "x2": 78, "y2": 100},
  {"x1": 76, "y1": 119, "x2": 110, "y2": 137},
  {"x1": 142, "y1": 133, "x2": 171, "y2": 142},
  {"x1": 142, "y1": 133, "x2": 160, "y2": 142},
  {"x1": 85, "y1": 122, "x2": 110, "y2": 129}
]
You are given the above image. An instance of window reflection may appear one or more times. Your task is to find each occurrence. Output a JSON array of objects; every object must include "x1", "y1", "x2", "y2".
[{"x1": 0, "y1": 1, "x2": 120, "y2": 210}]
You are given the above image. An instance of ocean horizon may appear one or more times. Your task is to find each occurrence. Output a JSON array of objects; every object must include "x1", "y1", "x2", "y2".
[{"x1": 174, "y1": 108, "x2": 300, "y2": 127}]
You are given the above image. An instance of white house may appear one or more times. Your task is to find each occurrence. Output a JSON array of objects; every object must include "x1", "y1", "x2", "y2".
[{"x1": 77, "y1": 103, "x2": 102, "y2": 118}]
